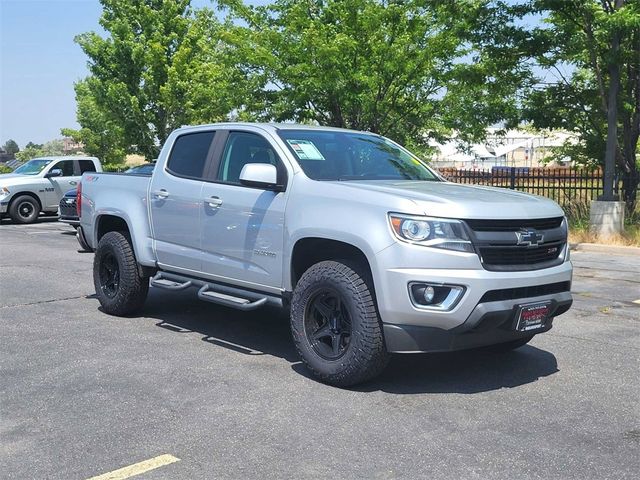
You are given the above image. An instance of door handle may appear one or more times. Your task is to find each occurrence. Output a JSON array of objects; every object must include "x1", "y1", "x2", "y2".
[
  {"x1": 69, "y1": 181, "x2": 78, "y2": 186},
  {"x1": 152, "y1": 189, "x2": 169, "y2": 199},
  {"x1": 205, "y1": 196, "x2": 223, "y2": 208}
]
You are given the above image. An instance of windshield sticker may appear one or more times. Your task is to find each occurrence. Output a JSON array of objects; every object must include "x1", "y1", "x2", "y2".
[{"x1": 286, "y1": 139, "x2": 325, "y2": 161}]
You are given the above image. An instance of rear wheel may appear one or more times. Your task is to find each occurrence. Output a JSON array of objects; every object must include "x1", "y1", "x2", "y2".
[
  {"x1": 9, "y1": 195, "x2": 40, "y2": 224},
  {"x1": 93, "y1": 231, "x2": 148, "y2": 315},
  {"x1": 291, "y1": 260, "x2": 389, "y2": 387}
]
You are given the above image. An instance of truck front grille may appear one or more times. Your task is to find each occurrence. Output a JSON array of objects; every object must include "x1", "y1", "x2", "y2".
[
  {"x1": 59, "y1": 199, "x2": 77, "y2": 218},
  {"x1": 465, "y1": 217, "x2": 563, "y2": 232},
  {"x1": 478, "y1": 241, "x2": 565, "y2": 270},
  {"x1": 465, "y1": 217, "x2": 567, "y2": 271}
]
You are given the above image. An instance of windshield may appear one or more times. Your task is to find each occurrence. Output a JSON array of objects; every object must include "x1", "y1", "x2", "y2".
[
  {"x1": 14, "y1": 159, "x2": 52, "y2": 175},
  {"x1": 277, "y1": 130, "x2": 439, "y2": 182}
]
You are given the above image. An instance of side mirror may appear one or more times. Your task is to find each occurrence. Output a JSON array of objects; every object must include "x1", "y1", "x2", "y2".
[
  {"x1": 45, "y1": 168, "x2": 63, "y2": 178},
  {"x1": 239, "y1": 163, "x2": 283, "y2": 191}
]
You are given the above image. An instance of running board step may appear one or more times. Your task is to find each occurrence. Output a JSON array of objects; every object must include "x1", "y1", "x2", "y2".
[
  {"x1": 197, "y1": 285, "x2": 267, "y2": 311},
  {"x1": 150, "y1": 274, "x2": 192, "y2": 290}
]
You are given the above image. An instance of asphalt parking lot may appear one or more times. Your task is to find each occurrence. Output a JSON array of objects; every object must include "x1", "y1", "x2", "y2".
[{"x1": 1, "y1": 219, "x2": 639, "y2": 479}]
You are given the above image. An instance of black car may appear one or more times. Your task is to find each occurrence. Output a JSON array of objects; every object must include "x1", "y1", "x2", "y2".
[
  {"x1": 58, "y1": 162, "x2": 155, "y2": 226},
  {"x1": 58, "y1": 188, "x2": 79, "y2": 226}
]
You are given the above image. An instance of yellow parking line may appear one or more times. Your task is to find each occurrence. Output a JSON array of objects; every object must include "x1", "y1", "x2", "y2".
[
  {"x1": 85, "y1": 454, "x2": 180, "y2": 480},
  {"x1": 633, "y1": 299, "x2": 640, "y2": 305}
]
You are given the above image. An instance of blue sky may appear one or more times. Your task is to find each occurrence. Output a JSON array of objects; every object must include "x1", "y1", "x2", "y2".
[{"x1": 0, "y1": 0, "x2": 272, "y2": 148}]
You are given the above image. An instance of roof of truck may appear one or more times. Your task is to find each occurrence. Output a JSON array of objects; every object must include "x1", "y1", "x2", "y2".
[{"x1": 176, "y1": 122, "x2": 378, "y2": 136}]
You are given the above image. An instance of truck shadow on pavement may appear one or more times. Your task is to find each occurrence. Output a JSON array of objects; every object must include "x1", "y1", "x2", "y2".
[
  {"x1": 142, "y1": 288, "x2": 559, "y2": 394},
  {"x1": 348, "y1": 347, "x2": 558, "y2": 394}
]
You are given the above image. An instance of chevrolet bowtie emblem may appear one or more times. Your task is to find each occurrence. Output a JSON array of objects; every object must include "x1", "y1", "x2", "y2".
[{"x1": 516, "y1": 229, "x2": 544, "y2": 247}]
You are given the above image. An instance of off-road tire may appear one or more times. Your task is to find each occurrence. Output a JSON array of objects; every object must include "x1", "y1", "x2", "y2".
[
  {"x1": 291, "y1": 260, "x2": 389, "y2": 387},
  {"x1": 483, "y1": 335, "x2": 534, "y2": 353},
  {"x1": 9, "y1": 195, "x2": 40, "y2": 224},
  {"x1": 93, "y1": 231, "x2": 148, "y2": 316}
]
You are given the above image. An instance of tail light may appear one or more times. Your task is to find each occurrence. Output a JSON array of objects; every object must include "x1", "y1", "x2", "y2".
[{"x1": 76, "y1": 182, "x2": 82, "y2": 217}]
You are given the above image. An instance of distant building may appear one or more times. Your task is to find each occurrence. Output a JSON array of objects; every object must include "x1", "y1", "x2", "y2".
[
  {"x1": 429, "y1": 129, "x2": 577, "y2": 169},
  {"x1": 62, "y1": 137, "x2": 84, "y2": 154}
]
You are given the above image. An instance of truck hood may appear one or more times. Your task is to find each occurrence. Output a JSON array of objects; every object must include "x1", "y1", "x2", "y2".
[
  {"x1": 335, "y1": 180, "x2": 564, "y2": 219},
  {"x1": 0, "y1": 173, "x2": 42, "y2": 187},
  {"x1": 0, "y1": 173, "x2": 26, "y2": 180}
]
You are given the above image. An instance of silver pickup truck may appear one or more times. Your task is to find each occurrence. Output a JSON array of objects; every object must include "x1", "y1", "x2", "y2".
[
  {"x1": 0, "y1": 156, "x2": 101, "y2": 223},
  {"x1": 78, "y1": 123, "x2": 573, "y2": 386}
]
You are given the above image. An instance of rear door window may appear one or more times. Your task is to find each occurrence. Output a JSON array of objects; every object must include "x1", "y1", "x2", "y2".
[
  {"x1": 78, "y1": 160, "x2": 97, "y2": 174},
  {"x1": 166, "y1": 131, "x2": 215, "y2": 179}
]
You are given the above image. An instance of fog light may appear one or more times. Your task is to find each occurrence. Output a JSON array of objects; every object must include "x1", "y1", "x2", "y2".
[
  {"x1": 424, "y1": 286, "x2": 435, "y2": 303},
  {"x1": 410, "y1": 283, "x2": 465, "y2": 311}
]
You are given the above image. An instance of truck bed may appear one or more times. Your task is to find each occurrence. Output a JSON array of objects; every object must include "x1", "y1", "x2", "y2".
[{"x1": 79, "y1": 172, "x2": 155, "y2": 266}]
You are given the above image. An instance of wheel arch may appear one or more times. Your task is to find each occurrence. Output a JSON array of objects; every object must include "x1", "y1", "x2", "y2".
[
  {"x1": 290, "y1": 237, "x2": 375, "y2": 291},
  {"x1": 94, "y1": 214, "x2": 156, "y2": 277},
  {"x1": 95, "y1": 214, "x2": 130, "y2": 242}
]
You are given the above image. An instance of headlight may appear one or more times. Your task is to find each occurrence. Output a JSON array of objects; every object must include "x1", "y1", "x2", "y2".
[
  {"x1": 0, "y1": 187, "x2": 10, "y2": 196},
  {"x1": 389, "y1": 213, "x2": 473, "y2": 252}
]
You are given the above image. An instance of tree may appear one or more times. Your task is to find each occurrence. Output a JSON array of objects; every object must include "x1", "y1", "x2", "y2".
[
  {"x1": 2, "y1": 139, "x2": 19, "y2": 155},
  {"x1": 220, "y1": 0, "x2": 532, "y2": 153},
  {"x1": 15, "y1": 139, "x2": 64, "y2": 161},
  {"x1": 72, "y1": 0, "x2": 250, "y2": 160},
  {"x1": 62, "y1": 78, "x2": 127, "y2": 164},
  {"x1": 162, "y1": 8, "x2": 258, "y2": 125},
  {"x1": 73, "y1": 0, "x2": 194, "y2": 160},
  {"x1": 525, "y1": 0, "x2": 640, "y2": 210}
]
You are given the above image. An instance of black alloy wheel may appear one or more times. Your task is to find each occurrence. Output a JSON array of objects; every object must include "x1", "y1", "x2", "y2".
[
  {"x1": 98, "y1": 251, "x2": 120, "y2": 298},
  {"x1": 304, "y1": 288, "x2": 352, "y2": 360}
]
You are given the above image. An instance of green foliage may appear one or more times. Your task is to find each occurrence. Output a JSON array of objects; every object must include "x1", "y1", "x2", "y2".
[
  {"x1": 70, "y1": 0, "x2": 255, "y2": 161},
  {"x1": 101, "y1": 163, "x2": 127, "y2": 172},
  {"x1": 2, "y1": 139, "x2": 19, "y2": 155},
  {"x1": 0, "y1": 164, "x2": 13, "y2": 174},
  {"x1": 72, "y1": 0, "x2": 194, "y2": 160},
  {"x1": 14, "y1": 140, "x2": 64, "y2": 161},
  {"x1": 62, "y1": 79, "x2": 127, "y2": 165},
  {"x1": 524, "y1": 0, "x2": 640, "y2": 207},
  {"x1": 220, "y1": 0, "x2": 531, "y2": 153}
]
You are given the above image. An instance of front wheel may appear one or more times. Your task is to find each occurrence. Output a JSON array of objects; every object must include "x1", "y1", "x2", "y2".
[
  {"x1": 290, "y1": 260, "x2": 389, "y2": 387},
  {"x1": 9, "y1": 195, "x2": 40, "y2": 224},
  {"x1": 93, "y1": 231, "x2": 148, "y2": 316}
]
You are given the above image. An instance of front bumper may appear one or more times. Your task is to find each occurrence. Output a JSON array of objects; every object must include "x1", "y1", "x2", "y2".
[
  {"x1": 373, "y1": 241, "x2": 573, "y2": 352},
  {"x1": 384, "y1": 291, "x2": 572, "y2": 352},
  {"x1": 59, "y1": 216, "x2": 80, "y2": 227},
  {"x1": 0, "y1": 201, "x2": 8, "y2": 214}
]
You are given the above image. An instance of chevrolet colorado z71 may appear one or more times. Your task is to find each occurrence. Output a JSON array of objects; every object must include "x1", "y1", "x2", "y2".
[{"x1": 78, "y1": 123, "x2": 572, "y2": 386}]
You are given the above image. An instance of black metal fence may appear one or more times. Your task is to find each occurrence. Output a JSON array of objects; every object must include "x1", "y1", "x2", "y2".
[{"x1": 438, "y1": 167, "x2": 638, "y2": 210}]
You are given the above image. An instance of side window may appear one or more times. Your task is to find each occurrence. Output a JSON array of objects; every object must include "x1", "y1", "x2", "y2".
[
  {"x1": 218, "y1": 132, "x2": 278, "y2": 184},
  {"x1": 166, "y1": 131, "x2": 215, "y2": 179},
  {"x1": 50, "y1": 160, "x2": 75, "y2": 177},
  {"x1": 78, "y1": 160, "x2": 97, "y2": 174}
]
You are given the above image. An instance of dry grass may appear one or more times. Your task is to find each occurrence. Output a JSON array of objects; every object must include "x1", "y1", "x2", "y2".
[
  {"x1": 124, "y1": 154, "x2": 146, "y2": 166},
  {"x1": 569, "y1": 224, "x2": 640, "y2": 247}
]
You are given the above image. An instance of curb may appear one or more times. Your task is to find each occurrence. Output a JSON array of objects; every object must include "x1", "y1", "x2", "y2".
[{"x1": 569, "y1": 242, "x2": 640, "y2": 256}]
